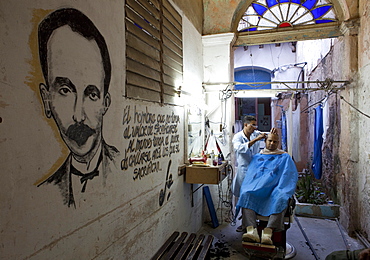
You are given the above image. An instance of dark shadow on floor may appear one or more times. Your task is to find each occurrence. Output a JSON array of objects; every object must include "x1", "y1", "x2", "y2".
[{"x1": 198, "y1": 215, "x2": 365, "y2": 260}]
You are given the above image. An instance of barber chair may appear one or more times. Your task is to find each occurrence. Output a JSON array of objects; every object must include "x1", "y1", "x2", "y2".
[{"x1": 242, "y1": 198, "x2": 296, "y2": 260}]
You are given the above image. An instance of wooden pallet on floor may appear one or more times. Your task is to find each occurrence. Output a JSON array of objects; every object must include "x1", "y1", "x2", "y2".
[{"x1": 151, "y1": 231, "x2": 214, "y2": 260}]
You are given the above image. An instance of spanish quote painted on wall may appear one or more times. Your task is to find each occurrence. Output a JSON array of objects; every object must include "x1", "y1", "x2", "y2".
[{"x1": 121, "y1": 105, "x2": 181, "y2": 181}]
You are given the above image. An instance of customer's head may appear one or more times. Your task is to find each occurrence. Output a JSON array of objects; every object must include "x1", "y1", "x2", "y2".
[{"x1": 265, "y1": 133, "x2": 279, "y2": 151}]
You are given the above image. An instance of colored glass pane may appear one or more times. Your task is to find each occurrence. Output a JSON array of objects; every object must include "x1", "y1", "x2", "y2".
[
  {"x1": 266, "y1": 0, "x2": 278, "y2": 8},
  {"x1": 316, "y1": 19, "x2": 334, "y2": 24},
  {"x1": 264, "y1": 8, "x2": 281, "y2": 24},
  {"x1": 311, "y1": 5, "x2": 332, "y2": 19},
  {"x1": 279, "y1": 22, "x2": 292, "y2": 28},
  {"x1": 294, "y1": 12, "x2": 314, "y2": 25},
  {"x1": 252, "y1": 3, "x2": 268, "y2": 16},
  {"x1": 279, "y1": 4, "x2": 289, "y2": 21},
  {"x1": 240, "y1": 27, "x2": 258, "y2": 32},
  {"x1": 238, "y1": 0, "x2": 337, "y2": 32},
  {"x1": 270, "y1": 6, "x2": 283, "y2": 22},
  {"x1": 302, "y1": 0, "x2": 317, "y2": 10},
  {"x1": 259, "y1": 18, "x2": 277, "y2": 28},
  {"x1": 287, "y1": 5, "x2": 300, "y2": 21}
]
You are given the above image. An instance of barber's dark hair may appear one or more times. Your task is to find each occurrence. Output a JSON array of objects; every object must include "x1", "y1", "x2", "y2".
[
  {"x1": 38, "y1": 8, "x2": 111, "y2": 95},
  {"x1": 243, "y1": 115, "x2": 256, "y2": 125}
]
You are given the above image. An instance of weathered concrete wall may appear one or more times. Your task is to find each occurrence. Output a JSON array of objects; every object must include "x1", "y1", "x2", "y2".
[
  {"x1": 295, "y1": 0, "x2": 370, "y2": 240},
  {"x1": 234, "y1": 43, "x2": 297, "y2": 72},
  {"x1": 0, "y1": 0, "x2": 206, "y2": 259},
  {"x1": 296, "y1": 38, "x2": 343, "y2": 202},
  {"x1": 355, "y1": 0, "x2": 370, "y2": 240}
]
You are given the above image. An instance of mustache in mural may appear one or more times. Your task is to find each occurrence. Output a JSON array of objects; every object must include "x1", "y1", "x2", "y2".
[{"x1": 66, "y1": 122, "x2": 96, "y2": 146}]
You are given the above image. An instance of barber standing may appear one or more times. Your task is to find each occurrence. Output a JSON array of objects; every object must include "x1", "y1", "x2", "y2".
[{"x1": 232, "y1": 115, "x2": 266, "y2": 232}]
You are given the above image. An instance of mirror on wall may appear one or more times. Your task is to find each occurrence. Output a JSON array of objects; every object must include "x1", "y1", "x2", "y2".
[{"x1": 186, "y1": 105, "x2": 204, "y2": 159}]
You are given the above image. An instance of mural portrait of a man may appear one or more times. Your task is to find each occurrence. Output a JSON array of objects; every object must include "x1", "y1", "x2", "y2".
[{"x1": 37, "y1": 8, "x2": 119, "y2": 208}]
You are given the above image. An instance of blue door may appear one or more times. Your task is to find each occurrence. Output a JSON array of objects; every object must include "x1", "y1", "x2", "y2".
[{"x1": 234, "y1": 67, "x2": 272, "y2": 132}]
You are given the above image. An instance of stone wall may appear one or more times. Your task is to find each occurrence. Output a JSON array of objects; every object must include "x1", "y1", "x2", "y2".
[
  {"x1": 296, "y1": 1, "x2": 370, "y2": 240},
  {"x1": 355, "y1": 0, "x2": 370, "y2": 240}
]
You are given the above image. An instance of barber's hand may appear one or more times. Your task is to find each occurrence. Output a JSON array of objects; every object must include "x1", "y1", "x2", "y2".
[
  {"x1": 270, "y1": 128, "x2": 278, "y2": 134},
  {"x1": 257, "y1": 133, "x2": 267, "y2": 140}
]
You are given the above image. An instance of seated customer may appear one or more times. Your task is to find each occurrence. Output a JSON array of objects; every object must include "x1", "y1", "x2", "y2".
[{"x1": 235, "y1": 131, "x2": 298, "y2": 245}]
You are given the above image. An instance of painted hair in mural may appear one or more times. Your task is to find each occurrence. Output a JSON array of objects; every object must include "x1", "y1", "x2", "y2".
[{"x1": 37, "y1": 8, "x2": 119, "y2": 208}]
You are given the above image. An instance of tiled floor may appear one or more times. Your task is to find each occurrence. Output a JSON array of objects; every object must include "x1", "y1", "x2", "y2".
[{"x1": 199, "y1": 215, "x2": 366, "y2": 259}]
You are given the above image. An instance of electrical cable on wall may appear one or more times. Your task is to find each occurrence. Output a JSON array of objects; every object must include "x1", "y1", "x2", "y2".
[
  {"x1": 269, "y1": 44, "x2": 277, "y2": 69},
  {"x1": 340, "y1": 96, "x2": 370, "y2": 119},
  {"x1": 217, "y1": 164, "x2": 235, "y2": 224},
  {"x1": 205, "y1": 85, "x2": 232, "y2": 147},
  {"x1": 249, "y1": 47, "x2": 257, "y2": 83}
]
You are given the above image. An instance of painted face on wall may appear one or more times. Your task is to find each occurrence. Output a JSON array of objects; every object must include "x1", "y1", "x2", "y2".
[
  {"x1": 265, "y1": 133, "x2": 279, "y2": 151},
  {"x1": 40, "y1": 26, "x2": 110, "y2": 162}
]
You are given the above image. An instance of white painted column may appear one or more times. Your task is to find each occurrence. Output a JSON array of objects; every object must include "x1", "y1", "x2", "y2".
[
  {"x1": 202, "y1": 33, "x2": 236, "y2": 84},
  {"x1": 201, "y1": 33, "x2": 236, "y2": 221}
]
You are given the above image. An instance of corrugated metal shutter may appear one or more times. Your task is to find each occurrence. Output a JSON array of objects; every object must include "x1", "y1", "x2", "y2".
[{"x1": 125, "y1": 0, "x2": 183, "y2": 104}]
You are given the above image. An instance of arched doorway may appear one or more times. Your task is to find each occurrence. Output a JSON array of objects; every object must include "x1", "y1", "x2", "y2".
[
  {"x1": 232, "y1": 0, "x2": 344, "y2": 46},
  {"x1": 234, "y1": 66, "x2": 272, "y2": 132}
]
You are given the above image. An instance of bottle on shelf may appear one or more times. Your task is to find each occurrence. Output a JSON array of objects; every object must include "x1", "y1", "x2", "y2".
[
  {"x1": 210, "y1": 150, "x2": 215, "y2": 165},
  {"x1": 218, "y1": 151, "x2": 225, "y2": 165}
]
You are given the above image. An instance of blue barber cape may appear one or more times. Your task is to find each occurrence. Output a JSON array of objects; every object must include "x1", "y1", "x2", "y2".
[{"x1": 236, "y1": 153, "x2": 298, "y2": 217}]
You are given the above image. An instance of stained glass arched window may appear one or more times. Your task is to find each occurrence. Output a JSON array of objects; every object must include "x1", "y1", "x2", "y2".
[{"x1": 238, "y1": 0, "x2": 337, "y2": 32}]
